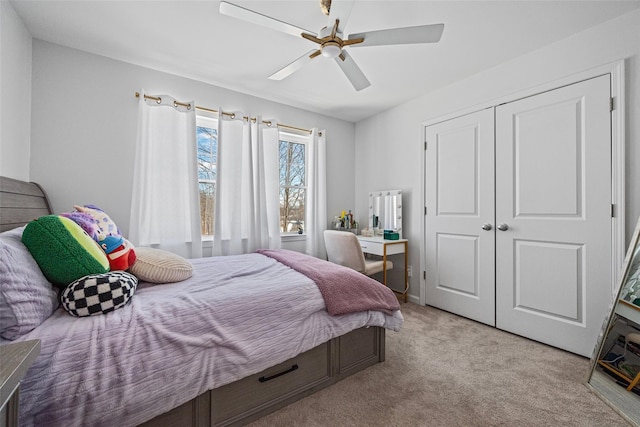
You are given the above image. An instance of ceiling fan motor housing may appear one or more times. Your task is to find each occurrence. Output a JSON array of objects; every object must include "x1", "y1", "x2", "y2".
[{"x1": 320, "y1": 0, "x2": 331, "y2": 16}]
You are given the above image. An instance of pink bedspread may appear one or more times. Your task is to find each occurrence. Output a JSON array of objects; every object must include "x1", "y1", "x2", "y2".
[{"x1": 256, "y1": 249, "x2": 400, "y2": 316}]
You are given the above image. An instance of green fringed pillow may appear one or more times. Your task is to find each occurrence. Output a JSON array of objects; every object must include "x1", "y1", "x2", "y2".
[{"x1": 22, "y1": 215, "x2": 110, "y2": 286}]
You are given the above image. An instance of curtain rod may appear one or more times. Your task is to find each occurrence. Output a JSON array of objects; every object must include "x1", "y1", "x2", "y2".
[{"x1": 134, "y1": 92, "x2": 313, "y2": 135}]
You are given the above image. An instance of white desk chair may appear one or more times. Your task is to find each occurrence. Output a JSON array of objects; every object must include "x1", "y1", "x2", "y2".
[{"x1": 323, "y1": 230, "x2": 393, "y2": 276}]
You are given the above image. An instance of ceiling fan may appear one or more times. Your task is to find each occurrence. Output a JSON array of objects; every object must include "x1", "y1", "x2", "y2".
[{"x1": 219, "y1": 0, "x2": 444, "y2": 91}]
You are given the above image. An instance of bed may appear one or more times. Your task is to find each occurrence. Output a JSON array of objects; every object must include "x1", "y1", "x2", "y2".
[{"x1": 0, "y1": 176, "x2": 403, "y2": 427}]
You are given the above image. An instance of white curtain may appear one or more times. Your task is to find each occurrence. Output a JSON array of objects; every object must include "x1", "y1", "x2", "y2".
[
  {"x1": 212, "y1": 112, "x2": 281, "y2": 256},
  {"x1": 129, "y1": 89, "x2": 202, "y2": 258},
  {"x1": 305, "y1": 129, "x2": 327, "y2": 259}
]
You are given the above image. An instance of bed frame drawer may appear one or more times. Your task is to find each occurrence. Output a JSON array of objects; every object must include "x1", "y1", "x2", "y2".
[
  {"x1": 211, "y1": 341, "x2": 333, "y2": 426},
  {"x1": 139, "y1": 326, "x2": 385, "y2": 427}
]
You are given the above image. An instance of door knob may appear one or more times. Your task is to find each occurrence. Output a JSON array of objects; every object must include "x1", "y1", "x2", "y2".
[
  {"x1": 497, "y1": 223, "x2": 509, "y2": 231},
  {"x1": 481, "y1": 223, "x2": 492, "y2": 231}
]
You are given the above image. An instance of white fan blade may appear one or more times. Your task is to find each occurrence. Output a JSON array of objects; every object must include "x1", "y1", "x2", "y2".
[
  {"x1": 334, "y1": 51, "x2": 370, "y2": 91},
  {"x1": 348, "y1": 23, "x2": 444, "y2": 47},
  {"x1": 269, "y1": 50, "x2": 317, "y2": 80},
  {"x1": 328, "y1": 0, "x2": 354, "y2": 34},
  {"x1": 219, "y1": 1, "x2": 316, "y2": 38}
]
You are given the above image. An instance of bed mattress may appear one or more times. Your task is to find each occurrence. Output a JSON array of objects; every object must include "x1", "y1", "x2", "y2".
[{"x1": 12, "y1": 253, "x2": 403, "y2": 426}]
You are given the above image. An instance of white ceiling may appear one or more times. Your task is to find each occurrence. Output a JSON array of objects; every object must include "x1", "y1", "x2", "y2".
[{"x1": 10, "y1": 0, "x2": 640, "y2": 122}]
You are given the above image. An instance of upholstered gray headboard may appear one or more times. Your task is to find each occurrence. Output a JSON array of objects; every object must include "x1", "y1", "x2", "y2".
[{"x1": 0, "y1": 176, "x2": 52, "y2": 232}]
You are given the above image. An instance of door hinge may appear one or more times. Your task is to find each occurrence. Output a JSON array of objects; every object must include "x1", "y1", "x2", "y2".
[
  {"x1": 423, "y1": 271, "x2": 426, "y2": 280},
  {"x1": 610, "y1": 97, "x2": 615, "y2": 112},
  {"x1": 425, "y1": 206, "x2": 427, "y2": 215},
  {"x1": 424, "y1": 141, "x2": 428, "y2": 150},
  {"x1": 611, "y1": 204, "x2": 615, "y2": 218}
]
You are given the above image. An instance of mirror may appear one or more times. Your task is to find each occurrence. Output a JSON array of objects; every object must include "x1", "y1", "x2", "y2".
[
  {"x1": 369, "y1": 190, "x2": 402, "y2": 237},
  {"x1": 587, "y1": 217, "x2": 640, "y2": 426}
]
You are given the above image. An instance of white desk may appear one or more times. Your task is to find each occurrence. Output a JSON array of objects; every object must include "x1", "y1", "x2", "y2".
[{"x1": 357, "y1": 236, "x2": 408, "y2": 302}]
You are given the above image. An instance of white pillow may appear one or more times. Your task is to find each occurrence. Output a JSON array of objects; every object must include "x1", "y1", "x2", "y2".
[
  {"x1": 0, "y1": 227, "x2": 59, "y2": 340},
  {"x1": 129, "y1": 247, "x2": 193, "y2": 283}
]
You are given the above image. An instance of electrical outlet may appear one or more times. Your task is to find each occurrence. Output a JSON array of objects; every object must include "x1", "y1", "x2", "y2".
[{"x1": 407, "y1": 265, "x2": 413, "y2": 277}]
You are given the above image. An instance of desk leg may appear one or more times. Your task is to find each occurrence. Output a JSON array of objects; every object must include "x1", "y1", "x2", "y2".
[
  {"x1": 382, "y1": 248, "x2": 388, "y2": 288},
  {"x1": 403, "y1": 241, "x2": 408, "y2": 303},
  {"x1": 627, "y1": 372, "x2": 640, "y2": 392}
]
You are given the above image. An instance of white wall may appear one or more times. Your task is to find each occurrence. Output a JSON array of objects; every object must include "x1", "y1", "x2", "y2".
[
  {"x1": 355, "y1": 9, "x2": 640, "y2": 302},
  {"x1": 29, "y1": 40, "x2": 356, "y2": 244},
  {"x1": 7, "y1": 4, "x2": 638, "y2": 280},
  {"x1": 0, "y1": 1, "x2": 32, "y2": 180}
]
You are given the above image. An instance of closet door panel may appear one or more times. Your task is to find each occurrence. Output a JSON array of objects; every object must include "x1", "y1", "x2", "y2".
[
  {"x1": 495, "y1": 75, "x2": 612, "y2": 356},
  {"x1": 514, "y1": 240, "x2": 583, "y2": 320},
  {"x1": 425, "y1": 108, "x2": 495, "y2": 326},
  {"x1": 514, "y1": 100, "x2": 582, "y2": 217},
  {"x1": 436, "y1": 125, "x2": 479, "y2": 215},
  {"x1": 436, "y1": 234, "x2": 478, "y2": 295}
]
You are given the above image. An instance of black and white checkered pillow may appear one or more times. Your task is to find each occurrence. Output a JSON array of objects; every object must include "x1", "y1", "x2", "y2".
[{"x1": 61, "y1": 271, "x2": 138, "y2": 317}]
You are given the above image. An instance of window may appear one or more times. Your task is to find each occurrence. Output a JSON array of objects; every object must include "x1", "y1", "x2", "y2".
[
  {"x1": 279, "y1": 132, "x2": 308, "y2": 235},
  {"x1": 196, "y1": 122, "x2": 307, "y2": 238},
  {"x1": 196, "y1": 115, "x2": 217, "y2": 237}
]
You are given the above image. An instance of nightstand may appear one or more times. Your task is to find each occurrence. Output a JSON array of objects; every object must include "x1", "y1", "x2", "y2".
[{"x1": 0, "y1": 340, "x2": 40, "y2": 427}]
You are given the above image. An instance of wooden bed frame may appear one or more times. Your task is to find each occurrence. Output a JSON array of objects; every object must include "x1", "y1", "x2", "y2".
[{"x1": 0, "y1": 176, "x2": 386, "y2": 426}]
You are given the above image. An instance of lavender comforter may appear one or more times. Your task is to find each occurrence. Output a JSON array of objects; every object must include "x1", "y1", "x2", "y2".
[{"x1": 13, "y1": 252, "x2": 403, "y2": 427}]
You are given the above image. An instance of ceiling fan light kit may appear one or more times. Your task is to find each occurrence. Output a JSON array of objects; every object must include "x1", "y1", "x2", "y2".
[
  {"x1": 219, "y1": 0, "x2": 444, "y2": 91},
  {"x1": 321, "y1": 42, "x2": 341, "y2": 58}
]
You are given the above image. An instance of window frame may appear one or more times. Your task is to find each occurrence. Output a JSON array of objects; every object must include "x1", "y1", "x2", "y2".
[
  {"x1": 278, "y1": 131, "x2": 309, "y2": 239},
  {"x1": 194, "y1": 120, "x2": 310, "y2": 243},
  {"x1": 196, "y1": 113, "x2": 218, "y2": 241}
]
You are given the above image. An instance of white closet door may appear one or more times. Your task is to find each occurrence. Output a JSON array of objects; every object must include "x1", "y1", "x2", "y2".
[
  {"x1": 425, "y1": 108, "x2": 496, "y2": 326},
  {"x1": 495, "y1": 75, "x2": 612, "y2": 357}
]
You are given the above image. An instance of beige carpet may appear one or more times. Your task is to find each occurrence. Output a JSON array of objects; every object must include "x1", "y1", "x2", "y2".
[{"x1": 249, "y1": 302, "x2": 629, "y2": 427}]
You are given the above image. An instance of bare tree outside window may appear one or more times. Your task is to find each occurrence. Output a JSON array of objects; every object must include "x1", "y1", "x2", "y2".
[
  {"x1": 197, "y1": 118, "x2": 217, "y2": 236},
  {"x1": 279, "y1": 138, "x2": 306, "y2": 234}
]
